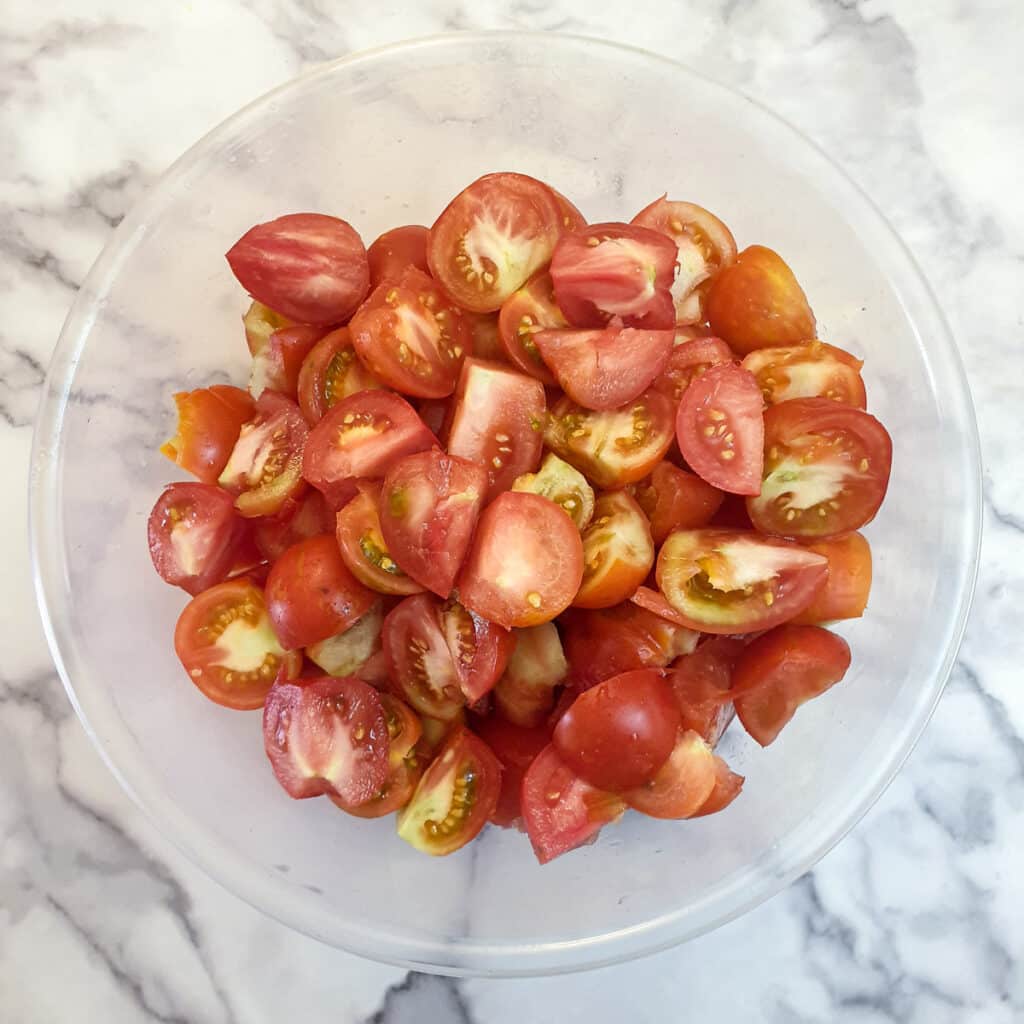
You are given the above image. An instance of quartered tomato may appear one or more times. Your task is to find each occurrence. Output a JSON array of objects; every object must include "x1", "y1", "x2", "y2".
[
  {"x1": 161, "y1": 385, "x2": 254, "y2": 484},
  {"x1": 742, "y1": 341, "x2": 866, "y2": 408},
  {"x1": 651, "y1": 335, "x2": 734, "y2": 405},
  {"x1": 748, "y1": 398, "x2": 893, "y2": 538},
  {"x1": 243, "y1": 300, "x2": 293, "y2": 356},
  {"x1": 249, "y1": 324, "x2": 326, "y2": 400},
  {"x1": 366, "y1": 224, "x2": 430, "y2": 287},
  {"x1": 416, "y1": 708, "x2": 467, "y2": 758},
  {"x1": 252, "y1": 490, "x2": 334, "y2": 562},
  {"x1": 629, "y1": 586, "x2": 692, "y2": 628},
  {"x1": 297, "y1": 327, "x2": 381, "y2": 425},
  {"x1": 676, "y1": 362, "x2": 764, "y2": 496},
  {"x1": 492, "y1": 622, "x2": 569, "y2": 728},
  {"x1": 306, "y1": 603, "x2": 384, "y2": 678},
  {"x1": 690, "y1": 756, "x2": 745, "y2": 817},
  {"x1": 397, "y1": 728, "x2": 502, "y2": 855},
  {"x1": 667, "y1": 636, "x2": 745, "y2": 745},
  {"x1": 656, "y1": 528, "x2": 828, "y2": 634},
  {"x1": 497, "y1": 269, "x2": 565, "y2": 385},
  {"x1": 731, "y1": 624, "x2": 852, "y2": 745},
  {"x1": 350, "y1": 267, "x2": 472, "y2": 399},
  {"x1": 416, "y1": 397, "x2": 452, "y2": 442},
  {"x1": 634, "y1": 462, "x2": 725, "y2": 544},
  {"x1": 174, "y1": 578, "x2": 301, "y2": 709},
  {"x1": 379, "y1": 693, "x2": 424, "y2": 767},
  {"x1": 512, "y1": 452, "x2": 596, "y2": 530},
  {"x1": 624, "y1": 730, "x2": 718, "y2": 819},
  {"x1": 464, "y1": 311, "x2": 504, "y2": 362},
  {"x1": 549, "y1": 187, "x2": 587, "y2": 231},
  {"x1": 439, "y1": 598, "x2": 515, "y2": 704},
  {"x1": 332, "y1": 757, "x2": 422, "y2": 819},
  {"x1": 790, "y1": 532, "x2": 873, "y2": 625},
  {"x1": 458, "y1": 492, "x2": 584, "y2": 629},
  {"x1": 574, "y1": 491, "x2": 655, "y2": 609},
  {"x1": 226, "y1": 213, "x2": 370, "y2": 326},
  {"x1": 428, "y1": 172, "x2": 565, "y2": 313},
  {"x1": 544, "y1": 389, "x2": 676, "y2": 489}
]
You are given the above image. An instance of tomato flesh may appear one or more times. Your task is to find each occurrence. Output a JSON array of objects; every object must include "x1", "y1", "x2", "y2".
[
  {"x1": 440, "y1": 598, "x2": 515, "y2": 704},
  {"x1": 667, "y1": 636, "x2": 745, "y2": 745},
  {"x1": 471, "y1": 716, "x2": 551, "y2": 827},
  {"x1": 243, "y1": 300, "x2": 293, "y2": 356},
  {"x1": 297, "y1": 326, "x2": 380, "y2": 425},
  {"x1": 306, "y1": 603, "x2": 384, "y2": 678},
  {"x1": 742, "y1": 341, "x2": 866, "y2": 408},
  {"x1": 367, "y1": 224, "x2": 430, "y2": 287},
  {"x1": 790, "y1": 532, "x2": 873, "y2": 624},
  {"x1": 251, "y1": 490, "x2": 334, "y2": 562},
  {"x1": 512, "y1": 452, "x2": 595, "y2": 530},
  {"x1": 634, "y1": 462, "x2": 725, "y2": 544},
  {"x1": 651, "y1": 335, "x2": 734, "y2": 405},
  {"x1": 249, "y1": 324, "x2": 325, "y2": 401},
  {"x1": 497, "y1": 269, "x2": 564, "y2": 385},
  {"x1": 624, "y1": 730, "x2": 718, "y2": 818},
  {"x1": 691, "y1": 757, "x2": 745, "y2": 817},
  {"x1": 161, "y1": 385, "x2": 254, "y2": 484},
  {"x1": 493, "y1": 622, "x2": 569, "y2": 728}
]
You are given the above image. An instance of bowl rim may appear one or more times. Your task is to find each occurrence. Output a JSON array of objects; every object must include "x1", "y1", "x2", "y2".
[{"x1": 29, "y1": 30, "x2": 982, "y2": 976}]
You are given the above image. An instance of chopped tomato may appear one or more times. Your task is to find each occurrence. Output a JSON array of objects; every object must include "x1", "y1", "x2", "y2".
[
  {"x1": 471, "y1": 715, "x2": 551, "y2": 827},
  {"x1": 629, "y1": 586, "x2": 692, "y2": 628},
  {"x1": 439, "y1": 598, "x2": 515, "y2": 704},
  {"x1": 790, "y1": 532, "x2": 873, "y2": 625},
  {"x1": 416, "y1": 708, "x2": 467, "y2": 758},
  {"x1": 252, "y1": 490, "x2": 334, "y2": 562},
  {"x1": 667, "y1": 637, "x2": 745, "y2": 745},
  {"x1": 709, "y1": 492, "x2": 755, "y2": 531},
  {"x1": 651, "y1": 335, "x2": 734, "y2": 406},
  {"x1": 297, "y1": 327, "x2": 381, "y2": 425},
  {"x1": 161, "y1": 385, "x2": 254, "y2": 484},
  {"x1": 573, "y1": 491, "x2": 654, "y2": 609},
  {"x1": 549, "y1": 187, "x2": 587, "y2": 231},
  {"x1": 379, "y1": 693, "x2": 423, "y2": 767},
  {"x1": 366, "y1": 224, "x2": 430, "y2": 287},
  {"x1": 624, "y1": 730, "x2": 718, "y2": 818},
  {"x1": 512, "y1": 452, "x2": 596, "y2": 530},
  {"x1": 634, "y1": 462, "x2": 725, "y2": 544},
  {"x1": 691, "y1": 757, "x2": 745, "y2": 817},
  {"x1": 306, "y1": 603, "x2": 384, "y2": 678},
  {"x1": 243, "y1": 300, "x2": 293, "y2": 356},
  {"x1": 492, "y1": 622, "x2": 569, "y2": 728},
  {"x1": 464, "y1": 311, "x2": 505, "y2": 362},
  {"x1": 332, "y1": 757, "x2": 422, "y2": 819},
  {"x1": 416, "y1": 397, "x2": 452, "y2": 442},
  {"x1": 497, "y1": 269, "x2": 565, "y2": 385},
  {"x1": 249, "y1": 324, "x2": 326, "y2": 400},
  {"x1": 742, "y1": 341, "x2": 866, "y2": 407}
]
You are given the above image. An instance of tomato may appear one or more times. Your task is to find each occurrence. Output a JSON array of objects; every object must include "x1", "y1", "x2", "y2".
[
  {"x1": 629, "y1": 586, "x2": 692, "y2": 628},
  {"x1": 705, "y1": 245, "x2": 815, "y2": 355},
  {"x1": 748, "y1": 398, "x2": 893, "y2": 538},
  {"x1": 366, "y1": 224, "x2": 430, "y2": 287},
  {"x1": 651, "y1": 335, "x2": 734, "y2": 405},
  {"x1": 742, "y1": 341, "x2": 866, "y2": 408},
  {"x1": 218, "y1": 391, "x2": 309, "y2": 517},
  {"x1": 458, "y1": 492, "x2": 584, "y2": 629},
  {"x1": 381, "y1": 594, "x2": 465, "y2": 720},
  {"x1": 573, "y1": 491, "x2": 654, "y2": 609},
  {"x1": 148, "y1": 483, "x2": 245, "y2": 595},
  {"x1": 335, "y1": 481, "x2": 425, "y2": 595},
  {"x1": 544, "y1": 389, "x2": 676, "y2": 489},
  {"x1": 464, "y1": 311, "x2": 504, "y2": 362},
  {"x1": 262, "y1": 675, "x2": 390, "y2": 802},
  {"x1": 549, "y1": 187, "x2": 587, "y2": 231},
  {"x1": 396, "y1": 728, "x2": 501, "y2": 855},
  {"x1": 553, "y1": 669, "x2": 680, "y2": 791},
  {"x1": 378, "y1": 448, "x2": 488, "y2": 598},
  {"x1": 471, "y1": 716, "x2": 550, "y2": 827},
  {"x1": 512, "y1": 452, "x2": 596, "y2": 530},
  {"x1": 492, "y1": 622, "x2": 569, "y2": 728},
  {"x1": 416, "y1": 397, "x2": 452, "y2": 442},
  {"x1": 634, "y1": 462, "x2": 725, "y2": 544},
  {"x1": 416, "y1": 708, "x2": 466, "y2": 758},
  {"x1": 497, "y1": 269, "x2": 565, "y2": 384},
  {"x1": 667, "y1": 637, "x2": 745, "y2": 745},
  {"x1": 624, "y1": 730, "x2": 718, "y2": 819},
  {"x1": 249, "y1": 324, "x2": 326, "y2": 400},
  {"x1": 302, "y1": 390, "x2": 435, "y2": 506},
  {"x1": 349, "y1": 267, "x2": 472, "y2": 399},
  {"x1": 427, "y1": 172, "x2": 565, "y2": 313},
  {"x1": 790, "y1": 532, "x2": 873, "y2": 624},
  {"x1": 265, "y1": 534, "x2": 376, "y2": 650},
  {"x1": 691, "y1": 757, "x2": 745, "y2": 817},
  {"x1": 306, "y1": 602, "x2": 384, "y2": 677},
  {"x1": 534, "y1": 324, "x2": 674, "y2": 411},
  {"x1": 226, "y1": 213, "x2": 370, "y2": 326},
  {"x1": 710, "y1": 492, "x2": 755, "y2": 531},
  {"x1": 656, "y1": 529, "x2": 828, "y2": 634},
  {"x1": 174, "y1": 579, "x2": 301, "y2": 709},
  {"x1": 252, "y1": 490, "x2": 334, "y2": 562},
  {"x1": 676, "y1": 362, "x2": 764, "y2": 496},
  {"x1": 439, "y1": 598, "x2": 515, "y2": 704},
  {"x1": 378, "y1": 693, "x2": 423, "y2": 768},
  {"x1": 550, "y1": 222, "x2": 677, "y2": 329},
  {"x1": 160, "y1": 385, "x2": 255, "y2": 484},
  {"x1": 297, "y1": 327, "x2": 381, "y2": 426},
  {"x1": 521, "y1": 745, "x2": 626, "y2": 864},
  {"x1": 631, "y1": 197, "x2": 737, "y2": 325},
  {"x1": 243, "y1": 300, "x2": 293, "y2": 356},
  {"x1": 446, "y1": 358, "x2": 546, "y2": 499},
  {"x1": 332, "y1": 757, "x2": 422, "y2": 819},
  {"x1": 731, "y1": 624, "x2": 852, "y2": 745}
]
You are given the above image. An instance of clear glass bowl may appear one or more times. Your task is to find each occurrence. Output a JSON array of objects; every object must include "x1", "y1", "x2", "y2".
[{"x1": 30, "y1": 33, "x2": 981, "y2": 976}]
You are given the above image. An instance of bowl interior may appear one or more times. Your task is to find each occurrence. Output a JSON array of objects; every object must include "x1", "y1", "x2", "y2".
[{"x1": 33, "y1": 34, "x2": 979, "y2": 975}]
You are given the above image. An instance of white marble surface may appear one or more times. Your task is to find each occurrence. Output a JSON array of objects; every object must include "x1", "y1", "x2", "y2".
[{"x1": 2, "y1": 0, "x2": 1022, "y2": 1020}]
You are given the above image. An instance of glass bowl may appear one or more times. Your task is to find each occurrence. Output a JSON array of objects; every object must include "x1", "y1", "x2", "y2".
[{"x1": 30, "y1": 33, "x2": 981, "y2": 976}]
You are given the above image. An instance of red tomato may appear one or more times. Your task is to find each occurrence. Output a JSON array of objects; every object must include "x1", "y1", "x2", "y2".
[
  {"x1": 511, "y1": 452, "x2": 596, "y2": 530},
  {"x1": 262, "y1": 675, "x2": 390, "y2": 802},
  {"x1": 331, "y1": 757, "x2": 422, "y2": 819},
  {"x1": 296, "y1": 327, "x2": 381, "y2": 426},
  {"x1": 651, "y1": 335, "x2": 734, "y2": 405},
  {"x1": 676, "y1": 362, "x2": 764, "y2": 496},
  {"x1": 265, "y1": 534, "x2": 376, "y2": 650},
  {"x1": 790, "y1": 532, "x2": 873, "y2": 625},
  {"x1": 439, "y1": 599, "x2": 515, "y2": 704},
  {"x1": 709, "y1": 492, "x2": 755, "y2": 531},
  {"x1": 243, "y1": 300, "x2": 293, "y2": 355},
  {"x1": 544, "y1": 389, "x2": 676, "y2": 489},
  {"x1": 378, "y1": 448, "x2": 488, "y2": 598},
  {"x1": 350, "y1": 267, "x2": 472, "y2": 399},
  {"x1": 416, "y1": 397, "x2": 452, "y2": 442},
  {"x1": 656, "y1": 528, "x2": 828, "y2": 634},
  {"x1": 427, "y1": 172, "x2": 565, "y2": 313},
  {"x1": 691, "y1": 757, "x2": 745, "y2": 817},
  {"x1": 742, "y1": 341, "x2": 866, "y2": 408},
  {"x1": 464, "y1": 311, "x2": 505, "y2": 362},
  {"x1": 521, "y1": 745, "x2": 626, "y2": 864},
  {"x1": 366, "y1": 224, "x2": 430, "y2": 287},
  {"x1": 497, "y1": 269, "x2": 565, "y2": 385},
  {"x1": 549, "y1": 187, "x2": 587, "y2": 231},
  {"x1": 397, "y1": 729, "x2": 502, "y2": 855},
  {"x1": 249, "y1": 325, "x2": 326, "y2": 400},
  {"x1": 458, "y1": 492, "x2": 584, "y2": 629},
  {"x1": 550, "y1": 222, "x2": 677, "y2": 329},
  {"x1": 705, "y1": 245, "x2": 816, "y2": 355},
  {"x1": 251, "y1": 490, "x2": 334, "y2": 562},
  {"x1": 553, "y1": 669, "x2": 680, "y2": 791},
  {"x1": 731, "y1": 624, "x2": 852, "y2": 745},
  {"x1": 667, "y1": 637, "x2": 746, "y2": 745},
  {"x1": 226, "y1": 213, "x2": 370, "y2": 326},
  {"x1": 305, "y1": 602, "x2": 384, "y2": 678},
  {"x1": 416, "y1": 708, "x2": 467, "y2": 758},
  {"x1": 160, "y1": 385, "x2": 254, "y2": 484},
  {"x1": 573, "y1": 491, "x2": 654, "y2": 609},
  {"x1": 748, "y1": 398, "x2": 893, "y2": 538},
  {"x1": 493, "y1": 622, "x2": 569, "y2": 728},
  {"x1": 174, "y1": 579, "x2": 301, "y2": 709},
  {"x1": 471, "y1": 716, "x2": 551, "y2": 826},
  {"x1": 634, "y1": 462, "x2": 725, "y2": 544},
  {"x1": 624, "y1": 730, "x2": 718, "y2": 819},
  {"x1": 379, "y1": 693, "x2": 424, "y2": 767},
  {"x1": 446, "y1": 358, "x2": 546, "y2": 500},
  {"x1": 629, "y1": 586, "x2": 691, "y2": 628}
]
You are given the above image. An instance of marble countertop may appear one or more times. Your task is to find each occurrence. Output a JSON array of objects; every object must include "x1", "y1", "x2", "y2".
[{"x1": 3, "y1": 1, "x2": 1022, "y2": 1021}]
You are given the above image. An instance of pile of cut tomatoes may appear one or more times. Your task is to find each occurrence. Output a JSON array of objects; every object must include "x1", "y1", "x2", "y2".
[{"x1": 148, "y1": 172, "x2": 891, "y2": 863}]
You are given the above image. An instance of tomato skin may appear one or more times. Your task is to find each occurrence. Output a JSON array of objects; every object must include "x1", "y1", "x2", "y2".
[
  {"x1": 493, "y1": 622, "x2": 569, "y2": 728},
  {"x1": 331, "y1": 756, "x2": 422, "y2": 819},
  {"x1": 742, "y1": 341, "x2": 866, "y2": 408},
  {"x1": 731, "y1": 624, "x2": 852, "y2": 746},
  {"x1": 790, "y1": 532, "x2": 873, "y2": 625},
  {"x1": 553, "y1": 669, "x2": 681, "y2": 791},
  {"x1": 243, "y1": 300, "x2": 293, "y2": 356},
  {"x1": 667, "y1": 637, "x2": 745, "y2": 745},
  {"x1": 705, "y1": 245, "x2": 815, "y2": 355},
  {"x1": 549, "y1": 187, "x2": 587, "y2": 231},
  {"x1": 297, "y1": 327, "x2": 381, "y2": 425},
  {"x1": 624, "y1": 730, "x2": 718, "y2": 819},
  {"x1": 497, "y1": 269, "x2": 565, "y2": 385},
  {"x1": 252, "y1": 490, "x2": 334, "y2": 562},
  {"x1": 651, "y1": 335, "x2": 734, "y2": 405},
  {"x1": 691, "y1": 757, "x2": 745, "y2": 817},
  {"x1": 471, "y1": 716, "x2": 551, "y2": 827},
  {"x1": 440, "y1": 599, "x2": 515, "y2": 704},
  {"x1": 629, "y1": 586, "x2": 691, "y2": 627},
  {"x1": 573, "y1": 491, "x2": 654, "y2": 609},
  {"x1": 634, "y1": 462, "x2": 725, "y2": 544},
  {"x1": 161, "y1": 385, "x2": 255, "y2": 484},
  {"x1": 367, "y1": 224, "x2": 430, "y2": 287},
  {"x1": 249, "y1": 324, "x2": 326, "y2": 401},
  {"x1": 265, "y1": 534, "x2": 376, "y2": 650},
  {"x1": 226, "y1": 213, "x2": 370, "y2": 326}
]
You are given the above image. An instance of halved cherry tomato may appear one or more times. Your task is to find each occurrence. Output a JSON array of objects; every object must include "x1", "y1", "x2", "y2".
[
  {"x1": 691, "y1": 757, "x2": 745, "y2": 817},
  {"x1": 439, "y1": 598, "x2": 515, "y2": 704},
  {"x1": 651, "y1": 335, "x2": 734, "y2": 405},
  {"x1": 427, "y1": 172, "x2": 565, "y2": 313},
  {"x1": 378, "y1": 448, "x2": 488, "y2": 597},
  {"x1": 705, "y1": 245, "x2": 815, "y2": 355},
  {"x1": 534, "y1": 323, "x2": 674, "y2": 410},
  {"x1": 350, "y1": 267, "x2": 472, "y2": 399},
  {"x1": 549, "y1": 187, "x2": 587, "y2": 231},
  {"x1": 550, "y1": 222, "x2": 677, "y2": 329},
  {"x1": 544, "y1": 389, "x2": 676, "y2": 489},
  {"x1": 676, "y1": 362, "x2": 764, "y2": 496},
  {"x1": 748, "y1": 398, "x2": 893, "y2": 538},
  {"x1": 624, "y1": 730, "x2": 718, "y2": 818},
  {"x1": 634, "y1": 462, "x2": 725, "y2": 544},
  {"x1": 574, "y1": 491, "x2": 654, "y2": 609},
  {"x1": 262, "y1": 675, "x2": 390, "y2": 802},
  {"x1": 265, "y1": 534, "x2": 376, "y2": 650},
  {"x1": 396, "y1": 728, "x2": 501, "y2": 855},
  {"x1": 174, "y1": 578, "x2": 301, "y2": 709},
  {"x1": 379, "y1": 693, "x2": 423, "y2": 768},
  {"x1": 667, "y1": 637, "x2": 745, "y2": 745},
  {"x1": 251, "y1": 490, "x2": 334, "y2": 562},
  {"x1": 297, "y1": 327, "x2": 381, "y2": 426},
  {"x1": 731, "y1": 624, "x2": 852, "y2": 745},
  {"x1": 512, "y1": 452, "x2": 596, "y2": 530},
  {"x1": 790, "y1": 532, "x2": 873, "y2": 625},
  {"x1": 249, "y1": 325, "x2": 326, "y2": 400},
  {"x1": 492, "y1": 622, "x2": 568, "y2": 728},
  {"x1": 331, "y1": 756, "x2": 422, "y2": 819},
  {"x1": 218, "y1": 391, "x2": 309, "y2": 517},
  {"x1": 446, "y1": 358, "x2": 546, "y2": 499},
  {"x1": 656, "y1": 529, "x2": 828, "y2": 634},
  {"x1": 243, "y1": 300, "x2": 293, "y2": 356},
  {"x1": 742, "y1": 341, "x2": 866, "y2": 408},
  {"x1": 226, "y1": 213, "x2": 370, "y2": 326},
  {"x1": 471, "y1": 715, "x2": 551, "y2": 827},
  {"x1": 306, "y1": 603, "x2": 384, "y2": 678},
  {"x1": 366, "y1": 224, "x2": 430, "y2": 287},
  {"x1": 497, "y1": 269, "x2": 564, "y2": 384},
  {"x1": 161, "y1": 385, "x2": 255, "y2": 484},
  {"x1": 458, "y1": 492, "x2": 584, "y2": 629}
]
